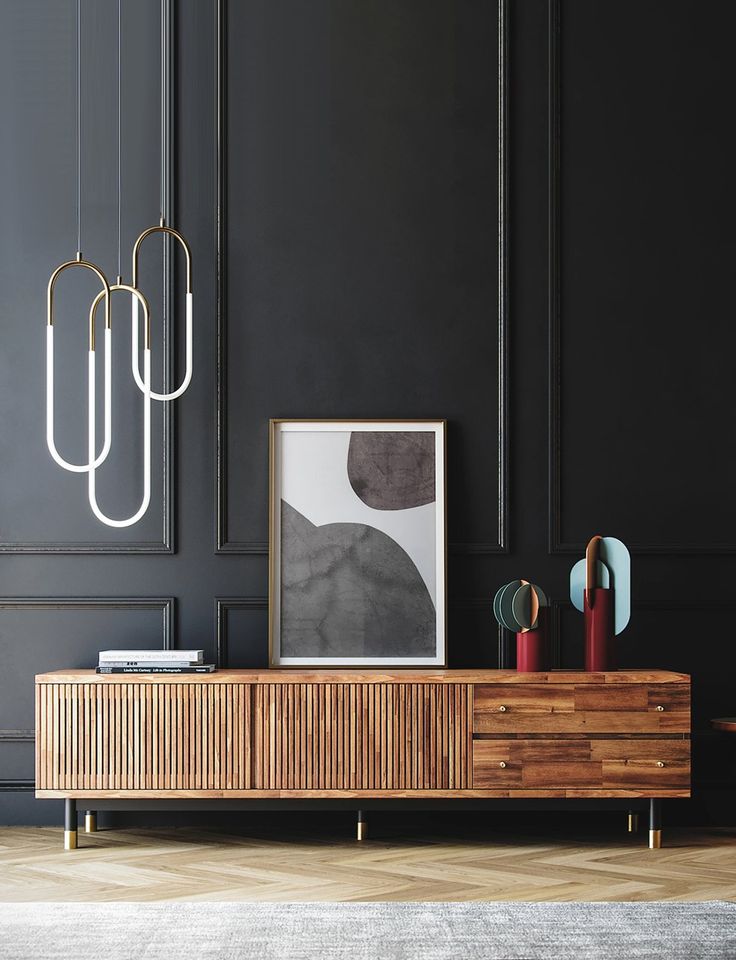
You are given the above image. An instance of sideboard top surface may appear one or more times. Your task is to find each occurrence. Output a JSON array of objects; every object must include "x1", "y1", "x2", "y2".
[{"x1": 36, "y1": 669, "x2": 690, "y2": 685}]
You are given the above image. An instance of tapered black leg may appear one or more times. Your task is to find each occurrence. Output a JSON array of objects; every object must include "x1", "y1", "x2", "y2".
[
  {"x1": 357, "y1": 809, "x2": 367, "y2": 841},
  {"x1": 627, "y1": 810, "x2": 639, "y2": 833},
  {"x1": 649, "y1": 798, "x2": 662, "y2": 849},
  {"x1": 64, "y1": 799, "x2": 77, "y2": 850}
]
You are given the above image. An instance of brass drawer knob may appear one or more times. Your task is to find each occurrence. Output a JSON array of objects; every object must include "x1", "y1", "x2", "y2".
[
  {"x1": 498, "y1": 705, "x2": 507, "y2": 712},
  {"x1": 656, "y1": 761, "x2": 665, "y2": 767},
  {"x1": 499, "y1": 761, "x2": 507, "y2": 768},
  {"x1": 656, "y1": 705, "x2": 665, "y2": 712}
]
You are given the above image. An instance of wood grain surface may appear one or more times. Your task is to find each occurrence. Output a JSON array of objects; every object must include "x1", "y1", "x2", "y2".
[
  {"x1": 35, "y1": 669, "x2": 690, "y2": 685},
  {"x1": 35, "y1": 671, "x2": 691, "y2": 799},
  {"x1": 473, "y1": 683, "x2": 690, "y2": 734}
]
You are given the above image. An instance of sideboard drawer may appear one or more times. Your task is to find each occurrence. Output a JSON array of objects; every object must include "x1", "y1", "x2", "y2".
[
  {"x1": 473, "y1": 684, "x2": 690, "y2": 734},
  {"x1": 472, "y1": 739, "x2": 690, "y2": 792}
]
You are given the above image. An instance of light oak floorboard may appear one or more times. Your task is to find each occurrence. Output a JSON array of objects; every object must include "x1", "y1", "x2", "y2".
[{"x1": 0, "y1": 825, "x2": 734, "y2": 903}]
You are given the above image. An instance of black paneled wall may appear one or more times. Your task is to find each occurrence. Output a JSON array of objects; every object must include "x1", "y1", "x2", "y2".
[{"x1": 1, "y1": 0, "x2": 734, "y2": 823}]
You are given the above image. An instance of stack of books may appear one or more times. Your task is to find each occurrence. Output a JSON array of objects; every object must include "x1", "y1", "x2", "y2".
[{"x1": 96, "y1": 650, "x2": 215, "y2": 674}]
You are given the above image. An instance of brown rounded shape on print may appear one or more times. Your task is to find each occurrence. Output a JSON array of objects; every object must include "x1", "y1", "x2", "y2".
[{"x1": 347, "y1": 432, "x2": 435, "y2": 510}]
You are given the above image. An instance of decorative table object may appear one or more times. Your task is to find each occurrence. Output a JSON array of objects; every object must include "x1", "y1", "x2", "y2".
[
  {"x1": 570, "y1": 536, "x2": 631, "y2": 671},
  {"x1": 493, "y1": 580, "x2": 550, "y2": 671}
]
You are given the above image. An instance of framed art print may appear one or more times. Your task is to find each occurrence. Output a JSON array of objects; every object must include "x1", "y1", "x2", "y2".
[{"x1": 269, "y1": 420, "x2": 446, "y2": 667}]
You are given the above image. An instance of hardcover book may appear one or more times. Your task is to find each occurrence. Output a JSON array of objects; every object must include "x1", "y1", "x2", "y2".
[
  {"x1": 96, "y1": 665, "x2": 215, "y2": 674},
  {"x1": 98, "y1": 649, "x2": 204, "y2": 663}
]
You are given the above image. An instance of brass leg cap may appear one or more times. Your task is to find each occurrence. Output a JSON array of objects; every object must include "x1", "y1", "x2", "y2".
[
  {"x1": 84, "y1": 814, "x2": 97, "y2": 833},
  {"x1": 628, "y1": 813, "x2": 639, "y2": 833},
  {"x1": 357, "y1": 821, "x2": 367, "y2": 841},
  {"x1": 64, "y1": 830, "x2": 78, "y2": 851},
  {"x1": 649, "y1": 829, "x2": 662, "y2": 849}
]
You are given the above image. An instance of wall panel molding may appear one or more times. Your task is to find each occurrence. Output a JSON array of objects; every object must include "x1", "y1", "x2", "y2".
[
  {"x1": 216, "y1": 597, "x2": 502, "y2": 670},
  {"x1": 0, "y1": 0, "x2": 175, "y2": 556},
  {"x1": 0, "y1": 596, "x2": 174, "y2": 789},
  {"x1": 215, "y1": 596, "x2": 267, "y2": 668},
  {"x1": 214, "y1": 0, "x2": 510, "y2": 556},
  {"x1": 546, "y1": 0, "x2": 736, "y2": 556},
  {"x1": 0, "y1": 781, "x2": 34, "y2": 793},
  {"x1": 549, "y1": 598, "x2": 735, "y2": 671}
]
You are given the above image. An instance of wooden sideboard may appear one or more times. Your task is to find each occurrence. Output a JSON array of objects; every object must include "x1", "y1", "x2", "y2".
[{"x1": 35, "y1": 669, "x2": 690, "y2": 850}]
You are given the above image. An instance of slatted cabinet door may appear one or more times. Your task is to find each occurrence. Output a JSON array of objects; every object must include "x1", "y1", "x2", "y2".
[
  {"x1": 253, "y1": 682, "x2": 472, "y2": 790},
  {"x1": 36, "y1": 681, "x2": 254, "y2": 791}
]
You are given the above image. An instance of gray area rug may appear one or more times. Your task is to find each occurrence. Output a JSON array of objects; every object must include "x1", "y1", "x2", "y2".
[{"x1": 1, "y1": 901, "x2": 734, "y2": 960}]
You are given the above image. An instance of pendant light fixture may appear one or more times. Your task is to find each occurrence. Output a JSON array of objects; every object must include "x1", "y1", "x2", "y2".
[
  {"x1": 44, "y1": 0, "x2": 194, "y2": 529},
  {"x1": 88, "y1": 284, "x2": 152, "y2": 528},
  {"x1": 85, "y1": 0, "x2": 154, "y2": 528},
  {"x1": 130, "y1": 0, "x2": 193, "y2": 404},
  {"x1": 46, "y1": 0, "x2": 113, "y2": 475}
]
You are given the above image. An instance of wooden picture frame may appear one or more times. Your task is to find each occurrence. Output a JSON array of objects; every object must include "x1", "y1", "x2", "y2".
[{"x1": 269, "y1": 419, "x2": 447, "y2": 667}]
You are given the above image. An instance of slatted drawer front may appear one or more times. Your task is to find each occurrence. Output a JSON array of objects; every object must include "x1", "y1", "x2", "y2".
[
  {"x1": 473, "y1": 684, "x2": 690, "y2": 734},
  {"x1": 472, "y1": 739, "x2": 690, "y2": 791},
  {"x1": 36, "y1": 682, "x2": 253, "y2": 791},
  {"x1": 253, "y1": 683, "x2": 471, "y2": 790}
]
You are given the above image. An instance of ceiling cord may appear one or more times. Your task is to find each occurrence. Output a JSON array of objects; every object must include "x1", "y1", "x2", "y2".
[
  {"x1": 117, "y1": 0, "x2": 122, "y2": 279},
  {"x1": 160, "y1": 0, "x2": 165, "y2": 223},
  {"x1": 76, "y1": 0, "x2": 81, "y2": 255}
]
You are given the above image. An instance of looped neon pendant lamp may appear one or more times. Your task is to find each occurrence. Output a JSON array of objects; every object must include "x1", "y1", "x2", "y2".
[{"x1": 44, "y1": 0, "x2": 194, "y2": 529}]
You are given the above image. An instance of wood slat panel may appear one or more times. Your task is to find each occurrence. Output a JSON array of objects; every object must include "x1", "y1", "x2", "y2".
[
  {"x1": 250, "y1": 683, "x2": 469, "y2": 790},
  {"x1": 36, "y1": 682, "x2": 253, "y2": 792}
]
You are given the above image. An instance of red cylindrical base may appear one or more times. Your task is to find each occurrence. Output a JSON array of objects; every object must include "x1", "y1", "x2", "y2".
[
  {"x1": 516, "y1": 607, "x2": 550, "y2": 672},
  {"x1": 584, "y1": 587, "x2": 615, "y2": 671}
]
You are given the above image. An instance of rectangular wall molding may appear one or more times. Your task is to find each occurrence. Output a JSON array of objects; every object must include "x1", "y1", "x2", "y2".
[
  {"x1": 215, "y1": 597, "x2": 268, "y2": 668},
  {"x1": 546, "y1": 0, "x2": 736, "y2": 556},
  {"x1": 0, "y1": 596, "x2": 174, "y2": 789},
  {"x1": 0, "y1": 0, "x2": 175, "y2": 556},
  {"x1": 214, "y1": 0, "x2": 510, "y2": 556}
]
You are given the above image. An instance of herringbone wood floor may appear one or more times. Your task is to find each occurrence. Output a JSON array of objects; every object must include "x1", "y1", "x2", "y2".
[{"x1": 1, "y1": 820, "x2": 735, "y2": 902}]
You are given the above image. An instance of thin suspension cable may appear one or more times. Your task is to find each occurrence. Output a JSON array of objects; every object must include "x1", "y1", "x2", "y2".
[
  {"x1": 76, "y1": 0, "x2": 81, "y2": 253},
  {"x1": 160, "y1": 0, "x2": 165, "y2": 222},
  {"x1": 117, "y1": 0, "x2": 121, "y2": 278}
]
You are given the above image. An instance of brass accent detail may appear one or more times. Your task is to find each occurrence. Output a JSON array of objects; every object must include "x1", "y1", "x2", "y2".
[
  {"x1": 64, "y1": 830, "x2": 77, "y2": 851},
  {"x1": 656, "y1": 761, "x2": 665, "y2": 768},
  {"x1": 84, "y1": 813, "x2": 97, "y2": 833},
  {"x1": 649, "y1": 828, "x2": 662, "y2": 849},
  {"x1": 89, "y1": 283, "x2": 152, "y2": 350},
  {"x1": 132, "y1": 223, "x2": 192, "y2": 293},
  {"x1": 498, "y1": 705, "x2": 507, "y2": 712},
  {"x1": 498, "y1": 761, "x2": 507, "y2": 769},
  {"x1": 357, "y1": 820, "x2": 367, "y2": 841},
  {"x1": 656, "y1": 705, "x2": 665, "y2": 712},
  {"x1": 627, "y1": 813, "x2": 639, "y2": 833},
  {"x1": 47, "y1": 257, "x2": 111, "y2": 351}
]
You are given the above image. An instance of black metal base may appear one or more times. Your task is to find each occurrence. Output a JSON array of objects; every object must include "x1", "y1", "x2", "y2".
[
  {"x1": 63, "y1": 798, "x2": 77, "y2": 850},
  {"x1": 58, "y1": 798, "x2": 664, "y2": 848},
  {"x1": 649, "y1": 798, "x2": 663, "y2": 848}
]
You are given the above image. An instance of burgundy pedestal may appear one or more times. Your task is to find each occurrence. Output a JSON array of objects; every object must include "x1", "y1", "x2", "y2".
[
  {"x1": 584, "y1": 587, "x2": 615, "y2": 671},
  {"x1": 516, "y1": 606, "x2": 550, "y2": 672}
]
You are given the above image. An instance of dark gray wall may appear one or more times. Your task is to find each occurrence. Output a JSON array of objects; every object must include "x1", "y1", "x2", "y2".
[{"x1": 2, "y1": 0, "x2": 735, "y2": 825}]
